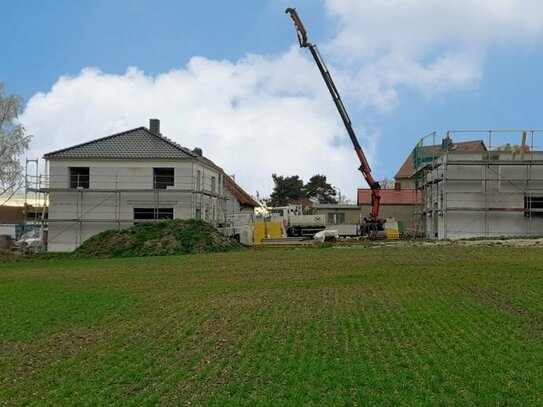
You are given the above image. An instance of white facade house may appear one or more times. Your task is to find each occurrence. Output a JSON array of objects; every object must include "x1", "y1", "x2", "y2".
[
  {"x1": 413, "y1": 132, "x2": 543, "y2": 239},
  {"x1": 42, "y1": 119, "x2": 257, "y2": 252}
]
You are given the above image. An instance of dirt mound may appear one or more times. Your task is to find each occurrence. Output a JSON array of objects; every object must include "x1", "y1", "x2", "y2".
[
  {"x1": 0, "y1": 235, "x2": 20, "y2": 262},
  {"x1": 0, "y1": 235, "x2": 16, "y2": 254},
  {"x1": 74, "y1": 219, "x2": 243, "y2": 258}
]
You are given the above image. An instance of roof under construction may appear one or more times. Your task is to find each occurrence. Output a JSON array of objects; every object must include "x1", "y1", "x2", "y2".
[{"x1": 395, "y1": 140, "x2": 487, "y2": 180}]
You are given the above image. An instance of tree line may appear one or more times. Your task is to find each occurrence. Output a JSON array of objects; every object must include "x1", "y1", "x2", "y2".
[{"x1": 267, "y1": 174, "x2": 338, "y2": 207}]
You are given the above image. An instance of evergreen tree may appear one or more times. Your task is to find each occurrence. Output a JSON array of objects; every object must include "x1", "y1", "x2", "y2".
[
  {"x1": 304, "y1": 174, "x2": 338, "y2": 204},
  {"x1": 268, "y1": 174, "x2": 305, "y2": 206},
  {"x1": 268, "y1": 173, "x2": 338, "y2": 206}
]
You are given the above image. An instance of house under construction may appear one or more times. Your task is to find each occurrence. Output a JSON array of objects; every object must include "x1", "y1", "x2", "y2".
[
  {"x1": 410, "y1": 130, "x2": 543, "y2": 239},
  {"x1": 26, "y1": 119, "x2": 258, "y2": 252}
]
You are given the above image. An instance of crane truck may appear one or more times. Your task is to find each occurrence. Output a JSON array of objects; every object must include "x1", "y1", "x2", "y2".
[{"x1": 285, "y1": 8, "x2": 384, "y2": 237}]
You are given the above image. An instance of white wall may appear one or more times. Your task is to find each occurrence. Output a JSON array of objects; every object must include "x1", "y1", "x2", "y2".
[
  {"x1": 47, "y1": 158, "x2": 226, "y2": 252},
  {"x1": 424, "y1": 152, "x2": 543, "y2": 239},
  {"x1": 0, "y1": 225, "x2": 16, "y2": 239}
]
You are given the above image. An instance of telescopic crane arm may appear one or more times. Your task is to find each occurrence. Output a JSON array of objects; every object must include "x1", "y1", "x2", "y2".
[{"x1": 285, "y1": 8, "x2": 381, "y2": 222}]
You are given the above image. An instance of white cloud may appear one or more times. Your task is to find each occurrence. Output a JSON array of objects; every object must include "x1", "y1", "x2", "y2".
[
  {"x1": 324, "y1": 0, "x2": 543, "y2": 108},
  {"x1": 21, "y1": 48, "x2": 378, "y2": 200}
]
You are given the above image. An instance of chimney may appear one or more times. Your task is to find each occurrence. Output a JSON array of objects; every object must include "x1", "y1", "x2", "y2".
[
  {"x1": 149, "y1": 118, "x2": 160, "y2": 134},
  {"x1": 193, "y1": 147, "x2": 203, "y2": 156},
  {"x1": 441, "y1": 136, "x2": 453, "y2": 150}
]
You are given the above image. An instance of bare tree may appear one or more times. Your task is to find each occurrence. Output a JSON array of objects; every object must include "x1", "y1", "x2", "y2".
[
  {"x1": 379, "y1": 178, "x2": 396, "y2": 189},
  {"x1": 0, "y1": 83, "x2": 31, "y2": 205}
]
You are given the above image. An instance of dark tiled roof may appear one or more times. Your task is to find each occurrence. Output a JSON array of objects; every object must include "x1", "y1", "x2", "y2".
[
  {"x1": 44, "y1": 127, "x2": 215, "y2": 167},
  {"x1": 394, "y1": 140, "x2": 486, "y2": 179}
]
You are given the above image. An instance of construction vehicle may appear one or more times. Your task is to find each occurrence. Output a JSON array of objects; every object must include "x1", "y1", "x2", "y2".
[
  {"x1": 285, "y1": 8, "x2": 384, "y2": 237},
  {"x1": 271, "y1": 204, "x2": 326, "y2": 237}
]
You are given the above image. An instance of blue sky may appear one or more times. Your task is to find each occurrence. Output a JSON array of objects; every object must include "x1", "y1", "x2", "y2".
[
  {"x1": 4, "y1": 0, "x2": 326, "y2": 98},
  {"x1": 3, "y1": 0, "x2": 543, "y2": 199}
]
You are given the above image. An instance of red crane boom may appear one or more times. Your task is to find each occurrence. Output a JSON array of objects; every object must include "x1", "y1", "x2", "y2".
[{"x1": 285, "y1": 8, "x2": 382, "y2": 231}]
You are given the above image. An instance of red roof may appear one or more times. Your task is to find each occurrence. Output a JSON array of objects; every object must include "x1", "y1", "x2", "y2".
[
  {"x1": 357, "y1": 189, "x2": 421, "y2": 205},
  {"x1": 395, "y1": 140, "x2": 486, "y2": 179},
  {"x1": 0, "y1": 206, "x2": 24, "y2": 224},
  {"x1": 223, "y1": 174, "x2": 259, "y2": 208}
]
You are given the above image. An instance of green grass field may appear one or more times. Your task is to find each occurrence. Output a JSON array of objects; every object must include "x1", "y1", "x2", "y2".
[{"x1": 1, "y1": 246, "x2": 543, "y2": 406}]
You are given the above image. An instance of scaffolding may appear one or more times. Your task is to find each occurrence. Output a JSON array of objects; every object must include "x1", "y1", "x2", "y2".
[
  {"x1": 22, "y1": 159, "x2": 48, "y2": 247},
  {"x1": 413, "y1": 130, "x2": 543, "y2": 239},
  {"x1": 25, "y1": 162, "x2": 245, "y2": 251}
]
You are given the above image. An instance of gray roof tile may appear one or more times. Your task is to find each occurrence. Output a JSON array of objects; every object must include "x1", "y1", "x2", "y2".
[{"x1": 44, "y1": 127, "x2": 219, "y2": 168}]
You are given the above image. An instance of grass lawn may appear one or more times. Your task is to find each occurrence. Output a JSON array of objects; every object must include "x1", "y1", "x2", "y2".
[{"x1": 1, "y1": 246, "x2": 543, "y2": 406}]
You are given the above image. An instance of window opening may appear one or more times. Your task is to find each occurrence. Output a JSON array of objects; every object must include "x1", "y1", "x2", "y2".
[
  {"x1": 196, "y1": 170, "x2": 202, "y2": 191},
  {"x1": 154, "y1": 168, "x2": 174, "y2": 189},
  {"x1": 525, "y1": 195, "x2": 543, "y2": 218},
  {"x1": 211, "y1": 176, "x2": 216, "y2": 193},
  {"x1": 327, "y1": 213, "x2": 345, "y2": 225},
  {"x1": 134, "y1": 207, "x2": 173, "y2": 220},
  {"x1": 69, "y1": 167, "x2": 89, "y2": 189}
]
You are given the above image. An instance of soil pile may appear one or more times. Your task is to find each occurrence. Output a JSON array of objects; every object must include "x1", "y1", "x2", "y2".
[
  {"x1": 0, "y1": 235, "x2": 19, "y2": 262},
  {"x1": 0, "y1": 235, "x2": 16, "y2": 255},
  {"x1": 74, "y1": 219, "x2": 242, "y2": 258}
]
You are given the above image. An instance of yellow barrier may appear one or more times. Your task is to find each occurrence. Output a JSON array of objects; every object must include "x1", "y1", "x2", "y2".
[
  {"x1": 252, "y1": 222, "x2": 283, "y2": 244},
  {"x1": 267, "y1": 222, "x2": 283, "y2": 239},
  {"x1": 386, "y1": 230, "x2": 400, "y2": 240},
  {"x1": 253, "y1": 223, "x2": 266, "y2": 244}
]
